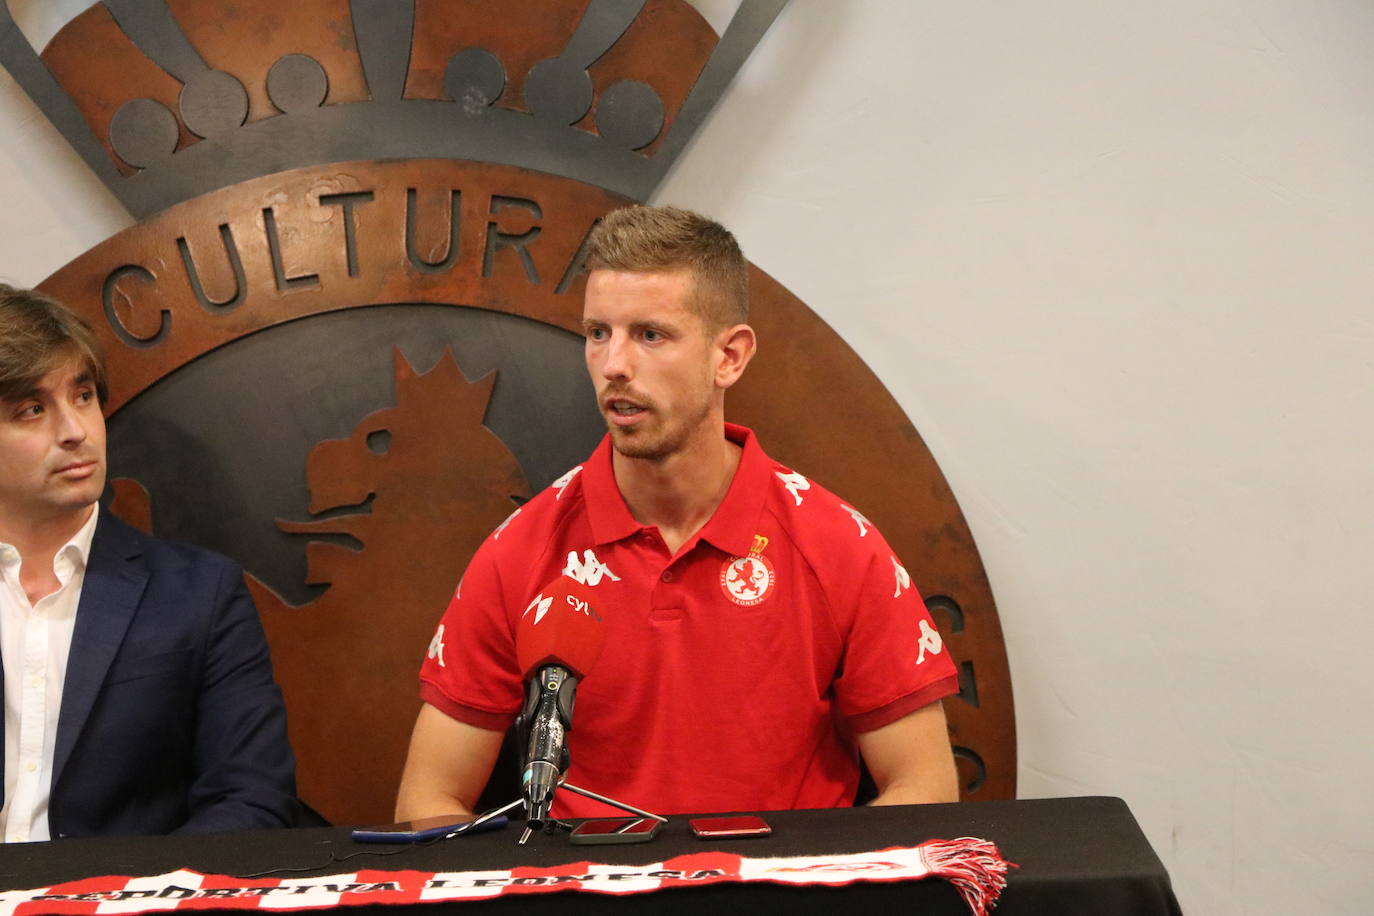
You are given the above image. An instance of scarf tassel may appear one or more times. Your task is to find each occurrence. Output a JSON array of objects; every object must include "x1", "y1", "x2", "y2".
[{"x1": 921, "y1": 836, "x2": 1016, "y2": 915}]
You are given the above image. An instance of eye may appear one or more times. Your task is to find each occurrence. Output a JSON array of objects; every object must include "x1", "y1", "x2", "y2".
[
  {"x1": 642, "y1": 328, "x2": 663, "y2": 343},
  {"x1": 585, "y1": 327, "x2": 607, "y2": 342}
]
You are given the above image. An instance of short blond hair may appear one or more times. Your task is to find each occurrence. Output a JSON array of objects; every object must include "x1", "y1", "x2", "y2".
[
  {"x1": 585, "y1": 205, "x2": 748, "y2": 330},
  {"x1": 0, "y1": 284, "x2": 107, "y2": 404}
]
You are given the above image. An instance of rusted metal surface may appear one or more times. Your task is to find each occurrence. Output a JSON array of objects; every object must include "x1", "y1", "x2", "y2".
[
  {"x1": 255, "y1": 351, "x2": 532, "y2": 823},
  {"x1": 22, "y1": 0, "x2": 779, "y2": 214}
]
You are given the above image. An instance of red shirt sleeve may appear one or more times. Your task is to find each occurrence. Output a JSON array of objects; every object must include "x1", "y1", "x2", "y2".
[
  {"x1": 418, "y1": 533, "x2": 526, "y2": 726},
  {"x1": 831, "y1": 528, "x2": 959, "y2": 732}
]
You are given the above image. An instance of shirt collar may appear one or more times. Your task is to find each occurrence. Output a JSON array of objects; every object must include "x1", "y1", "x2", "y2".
[
  {"x1": 60, "y1": 504, "x2": 100, "y2": 572},
  {"x1": 581, "y1": 423, "x2": 773, "y2": 558},
  {"x1": 0, "y1": 504, "x2": 99, "y2": 580}
]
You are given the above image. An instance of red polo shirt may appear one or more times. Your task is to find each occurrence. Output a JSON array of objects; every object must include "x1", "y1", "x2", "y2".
[{"x1": 420, "y1": 424, "x2": 958, "y2": 816}]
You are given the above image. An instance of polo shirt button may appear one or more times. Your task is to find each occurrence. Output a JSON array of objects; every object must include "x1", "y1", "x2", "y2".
[{"x1": 661, "y1": 570, "x2": 674, "y2": 582}]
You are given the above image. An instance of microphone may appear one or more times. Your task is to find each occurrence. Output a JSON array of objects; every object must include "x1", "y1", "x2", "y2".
[{"x1": 515, "y1": 574, "x2": 606, "y2": 830}]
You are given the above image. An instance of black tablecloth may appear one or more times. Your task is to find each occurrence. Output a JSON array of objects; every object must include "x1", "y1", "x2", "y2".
[{"x1": 0, "y1": 796, "x2": 1180, "y2": 915}]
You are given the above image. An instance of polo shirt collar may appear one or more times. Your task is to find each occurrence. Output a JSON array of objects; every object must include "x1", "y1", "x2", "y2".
[
  {"x1": 580, "y1": 435, "x2": 638, "y2": 546},
  {"x1": 581, "y1": 423, "x2": 772, "y2": 558}
]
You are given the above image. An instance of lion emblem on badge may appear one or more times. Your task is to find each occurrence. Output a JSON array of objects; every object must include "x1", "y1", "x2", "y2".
[{"x1": 720, "y1": 554, "x2": 776, "y2": 607}]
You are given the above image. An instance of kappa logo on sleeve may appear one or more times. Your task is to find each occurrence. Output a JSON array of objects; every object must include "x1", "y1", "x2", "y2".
[
  {"x1": 775, "y1": 470, "x2": 811, "y2": 506},
  {"x1": 563, "y1": 549, "x2": 620, "y2": 586},
  {"x1": 915, "y1": 619, "x2": 944, "y2": 665},
  {"x1": 551, "y1": 465, "x2": 583, "y2": 500},
  {"x1": 842, "y1": 504, "x2": 871, "y2": 537},
  {"x1": 891, "y1": 557, "x2": 911, "y2": 598},
  {"x1": 427, "y1": 624, "x2": 447, "y2": 668},
  {"x1": 523, "y1": 593, "x2": 554, "y2": 624}
]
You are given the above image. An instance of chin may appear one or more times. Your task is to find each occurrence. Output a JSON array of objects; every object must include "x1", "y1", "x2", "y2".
[
  {"x1": 610, "y1": 429, "x2": 673, "y2": 461},
  {"x1": 70, "y1": 491, "x2": 103, "y2": 514},
  {"x1": 67, "y1": 481, "x2": 106, "y2": 513}
]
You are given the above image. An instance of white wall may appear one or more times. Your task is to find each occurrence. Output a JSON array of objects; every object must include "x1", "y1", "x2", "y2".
[
  {"x1": 0, "y1": 0, "x2": 127, "y2": 265},
  {"x1": 3, "y1": 2, "x2": 1372, "y2": 912}
]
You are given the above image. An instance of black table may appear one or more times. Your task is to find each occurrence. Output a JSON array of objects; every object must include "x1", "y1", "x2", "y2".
[{"x1": 0, "y1": 797, "x2": 1180, "y2": 915}]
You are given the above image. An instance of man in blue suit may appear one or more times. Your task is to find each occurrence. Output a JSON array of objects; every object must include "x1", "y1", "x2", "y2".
[{"x1": 0, "y1": 284, "x2": 299, "y2": 839}]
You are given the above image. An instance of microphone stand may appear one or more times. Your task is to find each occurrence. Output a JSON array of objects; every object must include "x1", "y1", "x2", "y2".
[
  {"x1": 470, "y1": 778, "x2": 666, "y2": 845},
  {"x1": 485, "y1": 664, "x2": 664, "y2": 844}
]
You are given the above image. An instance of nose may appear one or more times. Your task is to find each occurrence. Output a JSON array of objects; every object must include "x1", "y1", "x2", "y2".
[
  {"x1": 54, "y1": 402, "x2": 89, "y2": 447},
  {"x1": 598, "y1": 333, "x2": 633, "y2": 381}
]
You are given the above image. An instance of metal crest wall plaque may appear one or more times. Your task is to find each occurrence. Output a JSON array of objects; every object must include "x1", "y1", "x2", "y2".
[{"x1": 4, "y1": 0, "x2": 1016, "y2": 825}]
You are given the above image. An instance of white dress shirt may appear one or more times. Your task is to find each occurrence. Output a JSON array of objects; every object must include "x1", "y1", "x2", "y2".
[{"x1": 0, "y1": 508, "x2": 98, "y2": 843}]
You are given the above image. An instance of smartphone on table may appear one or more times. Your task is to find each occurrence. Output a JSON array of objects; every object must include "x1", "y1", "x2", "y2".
[
  {"x1": 568, "y1": 817, "x2": 663, "y2": 845},
  {"x1": 688, "y1": 815, "x2": 772, "y2": 839},
  {"x1": 351, "y1": 813, "x2": 508, "y2": 844}
]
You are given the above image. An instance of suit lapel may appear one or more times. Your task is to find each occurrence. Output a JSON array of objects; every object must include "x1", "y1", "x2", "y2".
[{"x1": 52, "y1": 509, "x2": 148, "y2": 791}]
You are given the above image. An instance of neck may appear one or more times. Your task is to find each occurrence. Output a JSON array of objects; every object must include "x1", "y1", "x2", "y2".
[
  {"x1": 0, "y1": 503, "x2": 95, "y2": 567},
  {"x1": 612, "y1": 422, "x2": 741, "y2": 556}
]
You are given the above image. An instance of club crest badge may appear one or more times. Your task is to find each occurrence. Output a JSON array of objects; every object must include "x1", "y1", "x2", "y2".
[
  {"x1": 721, "y1": 535, "x2": 775, "y2": 606},
  {"x1": 720, "y1": 554, "x2": 775, "y2": 607}
]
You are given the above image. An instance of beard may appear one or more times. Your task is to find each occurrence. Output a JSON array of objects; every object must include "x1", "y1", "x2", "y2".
[{"x1": 604, "y1": 388, "x2": 714, "y2": 462}]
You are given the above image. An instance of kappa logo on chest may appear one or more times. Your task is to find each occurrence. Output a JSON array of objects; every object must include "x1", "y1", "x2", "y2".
[{"x1": 563, "y1": 549, "x2": 620, "y2": 587}]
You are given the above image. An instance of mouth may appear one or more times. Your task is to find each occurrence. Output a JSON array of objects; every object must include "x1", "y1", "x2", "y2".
[
  {"x1": 54, "y1": 460, "x2": 99, "y2": 478},
  {"x1": 603, "y1": 396, "x2": 650, "y2": 427}
]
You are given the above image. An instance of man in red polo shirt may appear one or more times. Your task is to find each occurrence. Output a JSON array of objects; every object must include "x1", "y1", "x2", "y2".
[{"x1": 396, "y1": 206, "x2": 959, "y2": 820}]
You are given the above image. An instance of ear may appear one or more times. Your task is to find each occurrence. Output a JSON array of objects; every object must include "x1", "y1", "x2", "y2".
[{"x1": 714, "y1": 323, "x2": 757, "y2": 390}]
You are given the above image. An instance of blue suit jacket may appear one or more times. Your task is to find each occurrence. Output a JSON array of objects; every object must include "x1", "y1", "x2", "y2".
[{"x1": 2, "y1": 508, "x2": 300, "y2": 837}]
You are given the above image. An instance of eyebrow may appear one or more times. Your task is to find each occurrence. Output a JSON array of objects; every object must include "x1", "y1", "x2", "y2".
[
  {"x1": 631, "y1": 318, "x2": 681, "y2": 336},
  {"x1": 580, "y1": 317, "x2": 683, "y2": 335},
  {"x1": 2, "y1": 367, "x2": 98, "y2": 405},
  {"x1": 4, "y1": 384, "x2": 41, "y2": 404}
]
